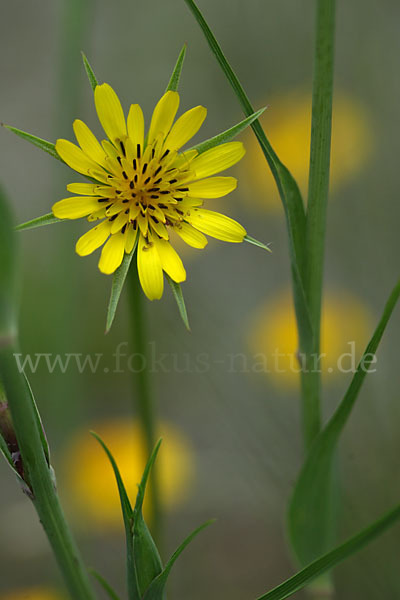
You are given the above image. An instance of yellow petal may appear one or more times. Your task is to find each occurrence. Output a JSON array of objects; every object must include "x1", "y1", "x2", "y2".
[
  {"x1": 170, "y1": 149, "x2": 198, "y2": 170},
  {"x1": 153, "y1": 237, "x2": 186, "y2": 282},
  {"x1": 67, "y1": 183, "x2": 98, "y2": 196},
  {"x1": 127, "y1": 104, "x2": 145, "y2": 152},
  {"x1": 76, "y1": 220, "x2": 111, "y2": 256},
  {"x1": 137, "y1": 234, "x2": 164, "y2": 300},
  {"x1": 73, "y1": 119, "x2": 108, "y2": 165},
  {"x1": 125, "y1": 225, "x2": 138, "y2": 253},
  {"x1": 191, "y1": 142, "x2": 245, "y2": 178},
  {"x1": 98, "y1": 232, "x2": 126, "y2": 274},
  {"x1": 149, "y1": 217, "x2": 169, "y2": 240},
  {"x1": 110, "y1": 211, "x2": 129, "y2": 234},
  {"x1": 148, "y1": 91, "x2": 180, "y2": 144},
  {"x1": 187, "y1": 176, "x2": 237, "y2": 198},
  {"x1": 56, "y1": 139, "x2": 99, "y2": 175},
  {"x1": 164, "y1": 106, "x2": 207, "y2": 151},
  {"x1": 174, "y1": 221, "x2": 208, "y2": 248},
  {"x1": 186, "y1": 208, "x2": 246, "y2": 242},
  {"x1": 52, "y1": 196, "x2": 101, "y2": 219},
  {"x1": 94, "y1": 83, "x2": 127, "y2": 144}
]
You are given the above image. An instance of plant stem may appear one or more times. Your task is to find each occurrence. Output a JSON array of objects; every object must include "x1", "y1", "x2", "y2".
[
  {"x1": 127, "y1": 262, "x2": 161, "y2": 542},
  {"x1": 0, "y1": 346, "x2": 96, "y2": 600},
  {"x1": 302, "y1": 0, "x2": 336, "y2": 449}
]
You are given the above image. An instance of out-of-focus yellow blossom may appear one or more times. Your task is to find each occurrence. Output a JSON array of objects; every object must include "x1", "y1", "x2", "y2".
[
  {"x1": 243, "y1": 90, "x2": 373, "y2": 212},
  {"x1": 248, "y1": 289, "x2": 373, "y2": 388},
  {"x1": 0, "y1": 588, "x2": 64, "y2": 600},
  {"x1": 62, "y1": 419, "x2": 194, "y2": 528}
]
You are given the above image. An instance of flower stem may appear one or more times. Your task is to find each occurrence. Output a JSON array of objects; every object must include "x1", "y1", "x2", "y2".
[
  {"x1": 127, "y1": 262, "x2": 161, "y2": 542},
  {"x1": 302, "y1": 0, "x2": 336, "y2": 449},
  {"x1": 0, "y1": 346, "x2": 96, "y2": 600}
]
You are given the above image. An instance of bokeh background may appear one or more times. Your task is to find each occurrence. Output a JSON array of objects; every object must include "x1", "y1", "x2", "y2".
[{"x1": 1, "y1": 1, "x2": 400, "y2": 598}]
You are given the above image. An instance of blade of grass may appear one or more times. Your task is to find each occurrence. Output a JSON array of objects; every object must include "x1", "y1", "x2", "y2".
[
  {"x1": 166, "y1": 44, "x2": 187, "y2": 92},
  {"x1": 106, "y1": 236, "x2": 138, "y2": 333},
  {"x1": 91, "y1": 432, "x2": 140, "y2": 600},
  {"x1": 90, "y1": 569, "x2": 121, "y2": 600},
  {"x1": 190, "y1": 107, "x2": 266, "y2": 154},
  {"x1": 165, "y1": 275, "x2": 190, "y2": 331},
  {"x1": 289, "y1": 279, "x2": 400, "y2": 565},
  {"x1": 2, "y1": 125, "x2": 61, "y2": 162},
  {"x1": 183, "y1": 0, "x2": 313, "y2": 362},
  {"x1": 16, "y1": 213, "x2": 63, "y2": 232},
  {"x1": 81, "y1": 52, "x2": 98, "y2": 91},
  {"x1": 257, "y1": 502, "x2": 400, "y2": 600}
]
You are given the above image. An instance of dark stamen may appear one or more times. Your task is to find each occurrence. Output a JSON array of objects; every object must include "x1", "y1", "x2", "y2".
[
  {"x1": 109, "y1": 214, "x2": 118, "y2": 221},
  {"x1": 134, "y1": 174, "x2": 138, "y2": 183},
  {"x1": 115, "y1": 190, "x2": 121, "y2": 194},
  {"x1": 122, "y1": 171, "x2": 128, "y2": 180},
  {"x1": 161, "y1": 149, "x2": 170, "y2": 160},
  {"x1": 176, "y1": 209, "x2": 184, "y2": 216},
  {"x1": 169, "y1": 178, "x2": 177, "y2": 184},
  {"x1": 117, "y1": 156, "x2": 122, "y2": 166},
  {"x1": 121, "y1": 224, "x2": 127, "y2": 234},
  {"x1": 158, "y1": 203, "x2": 168, "y2": 209},
  {"x1": 151, "y1": 148, "x2": 155, "y2": 159},
  {"x1": 151, "y1": 215, "x2": 159, "y2": 224},
  {"x1": 177, "y1": 187, "x2": 189, "y2": 192},
  {"x1": 133, "y1": 221, "x2": 137, "y2": 230},
  {"x1": 122, "y1": 199, "x2": 129, "y2": 203},
  {"x1": 120, "y1": 141, "x2": 126, "y2": 156},
  {"x1": 125, "y1": 209, "x2": 129, "y2": 214},
  {"x1": 150, "y1": 195, "x2": 159, "y2": 199},
  {"x1": 129, "y1": 181, "x2": 134, "y2": 189},
  {"x1": 98, "y1": 198, "x2": 109, "y2": 203},
  {"x1": 132, "y1": 193, "x2": 137, "y2": 198},
  {"x1": 160, "y1": 190, "x2": 170, "y2": 195},
  {"x1": 144, "y1": 176, "x2": 151, "y2": 185},
  {"x1": 142, "y1": 163, "x2": 148, "y2": 175},
  {"x1": 106, "y1": 204, "x2": 113, "y2": 210},
  {"x1": 154, "y1": 166, "x2": 162, "y2": 176},
  {"x1": 137, "y1": 144, "x2": 141, "y2": 158},
  {"x1": 133, "y1": 158, "x2": 137, "y2": 171},
  {"x1": 148, "y1": 187, "x2": 160, "y2": 192},
  {"x1": 149, "y1": 204, "x2": 155, "y2": 210}
]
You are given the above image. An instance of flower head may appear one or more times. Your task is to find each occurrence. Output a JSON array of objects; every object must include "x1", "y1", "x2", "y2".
[{"x1": 53, "y1": 84, "x2": 246, "y2": 299}]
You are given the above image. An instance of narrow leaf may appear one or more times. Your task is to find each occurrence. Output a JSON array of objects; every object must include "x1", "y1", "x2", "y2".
[
  {"x1": 3, "y1": 125, "x2": 61, "y2": 162},
  {"x1": 81, "y1": 52, "x2": 98, "y2": 91},
  {"x1": 165, "y1": 275, "x2": 190, "y2": 331},
  {"x1": 183, "y1": 0, "x2": 313, "y2": 356},
  {"x1": 166, "y1": 44, "x2": 187, "y2": 92},
  {"x1": 190, "y1": 107, "x2": 266, "y2": 155},
  {"x1": 289, "y1": 279, "x2": 400, "y2": 565},
  {"x1": 16, "y1": 213, "x2": 63, "y2": 232},
  {"x1": 143, "y1": 520, "x2": 214, "y2": 600},
  {"x1": 244, "y1": 235, "x2": 271, "y2": 252},
  {"x1": 91, "y1": 432, "x2": 140, "y2": 600},
  {"x1": 133, "y1": 440, "x2": 163, "y2": 597},
  {"x1": 257, "y1": 503, "x2": 400, "y2": 600},
  {"x1": 90, "y1": 569, "x2": 121, "y2": 600},
  {"x1": 106, "y1": 239, "x2": 138, "y2": 333}
]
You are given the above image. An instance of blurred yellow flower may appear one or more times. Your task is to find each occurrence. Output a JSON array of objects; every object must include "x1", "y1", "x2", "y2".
[
  {"x1": 248, "y1": 289, "x2": 373, "y2": 388},
  {"x1": 0, "y1": 588, "x2": 64, "y2": 600},
  {"x1": 62, "y1": 419, "x2": 194, "y2": 528},
  {"x1": 242, "y1": 90, "x2": 372, "y2": 212}
]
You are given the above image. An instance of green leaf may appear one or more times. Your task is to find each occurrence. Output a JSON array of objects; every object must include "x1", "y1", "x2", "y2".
[
  {"x1": 81, "y1": 52, "x2": 98, "y2": 91},
  {"x1": 3, "y1": 125, "x2": 61, "y2": 162},
  {"x1": 244, "y1": 234, "x2": 271, "y2": 252},
  {"x1": 16, "y1": 213, "x2": 63, "y2": 232},
  {"x1": 143, "y1": 520, "x2": 214, "y2": 600},
  {"x1": 0, "y1": 185, "x2": 18, "y2": 343},
  {"x1": 190, "y1": 107, "x2": 266, "y2": 155},
  {"x1": 257, "y1": 502, "x2": 400, "y2": 600},
  {"x1": 133, "y1": 440, "x2": 163, "y2": 597},
  {"x1": 165, "y1": 275, "x2": 190, "y2": 331},
  {"x1": 89, "y1": 569, "x2": 121, "y2": 600},
  {"x1": 183, "y1": 0, "x2": 312, "y2": 357},
  {"x1": 288, "y1": 279, "x2": 400, "y2": 566},
  {"x1": 166, "y1": 44, "x2": 187, "y2": 92},
  {"x1": 91, "y1": 432, "x2": 140, "y2": 600},
  {"x1": 106, "y1": 239, "x2": 138, "y2": 334}
]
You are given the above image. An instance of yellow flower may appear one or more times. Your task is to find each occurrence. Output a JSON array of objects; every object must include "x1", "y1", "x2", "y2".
[
  {"x1": 242, "y1": 90, "x2": 372, "y2": 212},
  {"x1": 62, "y1": 419, "x2": 194, "y2": 529},
  {"x1": 0, "y1": 588, "x2": 64, "y2": 600},
  {"x1": 53, "y1": 84, "x2": 246, "y2": 299},
  {"x1": 248, "y1": 289, "x2": 373, "y2": 388}
]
